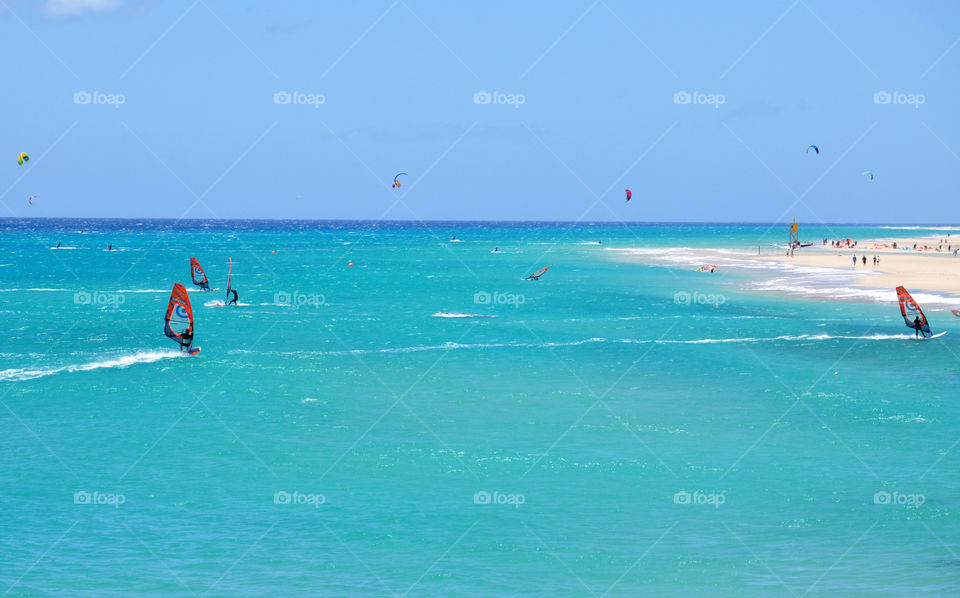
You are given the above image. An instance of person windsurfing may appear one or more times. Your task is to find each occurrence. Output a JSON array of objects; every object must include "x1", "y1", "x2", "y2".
[
  {"x1": 913, "y1": 316, "x2": 925, "y2": 338},
  {"x1": 190, "y1": 257, "x2": 211, "y2": 291},
  {"x1": 56, "y1": 242, "x2": 60, "y2": 249},
  {"x1": 164, "y1": 283, "x2": 200, "y2": 355},
  {"x1": 897, "y1": 286, "x2": 934, "y2": 339},
  {"x1": 527, "y1": 266, "x2": 550, "y2": 280},
  {"x1": 228, "y1": 289, "x2": 238, "y2": 306},
  {"x1": 179, "y1": 328, "x2": 194, "y2": 350}
]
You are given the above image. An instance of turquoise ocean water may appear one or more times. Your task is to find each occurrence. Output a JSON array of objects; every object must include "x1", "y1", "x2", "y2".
[{"x1": 2, "y1": 219, "x2": 959, "y2": 596}]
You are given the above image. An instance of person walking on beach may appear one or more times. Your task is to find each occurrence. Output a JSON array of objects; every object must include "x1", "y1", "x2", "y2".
[
  {"x1": 862, "y1": 255, "x2": 867, "y2": 266},
  {"x1": 852, "y1": 255, "x2": 857, "y2": 267}
]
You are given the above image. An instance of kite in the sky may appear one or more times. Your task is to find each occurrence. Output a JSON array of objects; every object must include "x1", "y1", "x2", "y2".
[
  {"x1": 862, "y1": 170, "x2": 875, "y2": 181},
  {"x1": 806, "y1": 145, "x2": 819, "y2": 155},
  {"x1": 28, "y1": 194, "x2": 35, "y2": 205},
  {"x1": 625, "y1": 189, "x2": 632, "y2": 202},
  {"x1": 392, "y1": 173, "x2": 407, "y2": 189},
  {"x1": 17, "y1": 152, "x2": 29, "y2": 166}
]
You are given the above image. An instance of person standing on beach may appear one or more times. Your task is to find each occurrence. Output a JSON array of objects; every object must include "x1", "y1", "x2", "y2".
[
  {"x1": 852, "y1": 255, "x2": 857, "y2": 267},
  {"x1": 862, "y1": 256, "x2": 867, "y2": 266}
]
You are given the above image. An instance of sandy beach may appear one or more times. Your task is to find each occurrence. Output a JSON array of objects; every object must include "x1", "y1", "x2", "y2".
[
  {"x1": 762, "y1": 236, "x2": 960, "y2": 298},
  {"x1": 610, "y1": 233, "x2": 960, "y2": 304}
]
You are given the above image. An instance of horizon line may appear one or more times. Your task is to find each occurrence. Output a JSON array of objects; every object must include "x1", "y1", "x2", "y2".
[{"x1": 1, "y1": 217, "x2": 959, "y2": 227}]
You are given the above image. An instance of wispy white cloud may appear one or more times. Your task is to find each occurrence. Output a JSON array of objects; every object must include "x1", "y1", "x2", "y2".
[{"x1": 44, "y1": 0, "x2": 122, "y2": 17}]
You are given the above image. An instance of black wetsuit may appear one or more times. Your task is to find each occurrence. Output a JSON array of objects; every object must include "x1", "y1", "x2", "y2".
[
  {"x1": 914, "y1": 317, "x2": 925, "y2": 338},
  {"x1": 229, "y1": 290, "x2": 238, "y2": 305}
]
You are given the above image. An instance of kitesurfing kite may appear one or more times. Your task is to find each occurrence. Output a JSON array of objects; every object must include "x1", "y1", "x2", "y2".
[
  {"x1": 164, "y1": 283, "x2": 200, "y2": 354},
  {"x1": 896, "y1": 286, "x2": 944, "y2": 339},
  {"x1": 806, "y1": 145, "x2": 819, "y2": 155},
  {"x1": 527, "y1": 266, "x2": 550, "y2": 280},
  {"x1": 190, "y1": 257, "x2": 210, "y2": 291},
  {"x1": 392, "y1": 172, "x2": 407, "y2": 189},
  {"x1": 17, "y1": 152, "x2": 29, "y2": 166},
  {"x1": 27, "y1": 194, "x2": 35, "y2": 205},
  {"x1": 625, "y1": 189, "x2": 632, "y2": 202},
  {"x1": 862, "y1": 170, "x2": 875, "y2": 181}
]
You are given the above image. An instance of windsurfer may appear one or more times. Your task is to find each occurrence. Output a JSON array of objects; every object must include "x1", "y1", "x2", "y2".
[
  {"x1": 180, "y1": 329, "x2": 194, "y2": 350},
  {"x1": 914, "y1": 316, "x2": 925, "y2": 338},
  {"x1": 229, "y1": 289, "x2": 238, "y2": 305}
]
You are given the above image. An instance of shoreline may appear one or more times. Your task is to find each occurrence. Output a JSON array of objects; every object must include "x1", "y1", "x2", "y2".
[{"x1": 607, "y1": 235, "x2": 960, "y2": 308}]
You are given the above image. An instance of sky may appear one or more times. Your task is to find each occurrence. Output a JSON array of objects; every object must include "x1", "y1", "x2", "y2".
[{"x1": 1, "y1": 0, "x2": 958, "y2": 223}]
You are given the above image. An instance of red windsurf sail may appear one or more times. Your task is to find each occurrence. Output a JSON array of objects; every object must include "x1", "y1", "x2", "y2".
[
  {"x1": 190, "y1": 257, "x2": 209, "y2": 289},
  {"x1": 527, "y1": 266, "x2": 550, "y2": 280},
  {"x1": 896, "y1": 286, "x2": 931, "y2": 335},
  {"x1": 164, "y1": 283, "x2": 194, "y2": 348}
]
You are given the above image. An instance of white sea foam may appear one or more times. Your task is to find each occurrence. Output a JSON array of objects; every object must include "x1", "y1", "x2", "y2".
[
  {"x1": 267, "y1": 333, "x2": 919, "y2": 359},
  {"x1": 0, "y1": 350, "x2": 183, "y2": 382},
  {"x1": 432, "y1": 312, "x2": 495, "y2": 318}
]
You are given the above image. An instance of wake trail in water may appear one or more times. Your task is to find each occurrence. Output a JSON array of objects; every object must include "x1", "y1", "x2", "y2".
[{"x1": 0, "y1": 350, "x2": 183, "y2": 382}]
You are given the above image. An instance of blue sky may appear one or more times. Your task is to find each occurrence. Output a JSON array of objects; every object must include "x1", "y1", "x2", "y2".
[{"x1": 1, "y1": 0, "x2": 958, "y2": 222}]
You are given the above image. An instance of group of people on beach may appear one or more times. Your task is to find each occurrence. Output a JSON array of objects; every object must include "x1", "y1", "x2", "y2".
[{"x1": 851, "y1": 255, "x2": 880, "y2": 267}]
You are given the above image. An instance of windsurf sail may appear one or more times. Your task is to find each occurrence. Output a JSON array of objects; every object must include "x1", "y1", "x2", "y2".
[
  {"x1": 527, "y1": 266, "x2": 550, "y2": 280},
  {"x1": 164, "y1": 283, "x2": 194, "y2": 349},
  {"x1": 190, "y1": 257, "x2": 209, "y2": 289},
  {"x1": 896, "y1": 286, "x2": 931, "y2": 335},
  {"x1": 225, "y1": 258, "x2": 232, "y2": 304}
]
